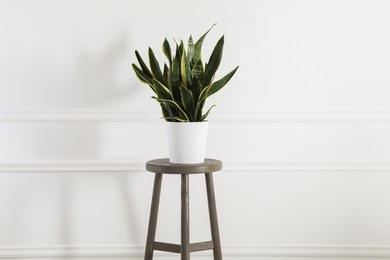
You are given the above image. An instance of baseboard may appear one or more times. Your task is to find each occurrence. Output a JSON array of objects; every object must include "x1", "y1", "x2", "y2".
[{"x1": 0, "y1": 245, "x2": 390, "y2": 259}]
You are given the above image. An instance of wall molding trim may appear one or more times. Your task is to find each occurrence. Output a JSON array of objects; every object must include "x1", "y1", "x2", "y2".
[
  {"x1": 0, "y1": 160, "x2": 389, "y2": 172},
  {"x1": 0, "y1": 245, "x2": 390, "y2": 258},
  {"x1": 1, "y1": 110, "x2": 390, "y2": 123}
]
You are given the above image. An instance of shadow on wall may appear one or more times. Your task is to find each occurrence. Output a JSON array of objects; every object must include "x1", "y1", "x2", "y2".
[
  {"x1": 20, "y1": 27, "x2": 142, "y2": 159},
  {"x1": 54, "y1": 28, "x2": 143, "y2": 247},
  {"x1": 72, "y1": 27, "x2": 142, "y2": 108},
  {"x1": 2, "y1": 29, "x2": 144, "y2": 248}
]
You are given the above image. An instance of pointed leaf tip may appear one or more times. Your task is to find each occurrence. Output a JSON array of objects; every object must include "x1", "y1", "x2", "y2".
[
  {"x1": 203, "y1": 34, "x2": 225, "y2": 86},
  {"x1": 148, "y1": 47, "x2": 165, "y2": 84},
  {"x1": 207, "y1": 66, "x2": 239, "y2": 97},
  {"x1": 135, "y1": 50, "x2": 153, "y2": 78},
  {"x1": 193, "y1": 24, "x2": 218, "y2": 64}
]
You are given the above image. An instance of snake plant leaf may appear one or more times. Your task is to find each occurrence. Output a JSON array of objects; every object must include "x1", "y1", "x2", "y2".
[
  {"x1": 157, "y1": 99, "x2": 176, "y2": 121},
  {"x1": 194, "y1": 94, "x2": 207, "y2": 121},
  {"x1": 203, "y1": 35, "x2": 224, "y2": 86},
  {"x1": 167, "y1": 65, "x2": 172, "y2": 90},
  {"x1": 188, "y1": 35, "x2": 194, "y2": 64},
  {"x1": 174, "y1": 42, "x2": 180, "y2": 60},
  {"x1": 135, "y1": 51, "x2": 153, "y2": 78},
  {"x1": 163, "y1": 63, "x2": 169, "y2": 85},
  {"x1": 201, "y1": 105, "x2": 216, "y2": 121},
  {"x1": 152, "y1": 97, "x2": 190, "y2": 121},
  {"x1": 181, "y1": 50, "x2": 191, "y2": 86},
  {"x1": 198, "y1": 84, "x2": 210, "y2": 103},
  {"x1": 148, "y1": 47, "x2": 165, "y2": 84},
  {"x1": 160, "y1": 102, "x2": 171, "y2": 118},
  {"x1": 180, "y1": 84, "x2": 195, "y2": 121},
  {"x1": 207, "y1": 66, "x2": 239, "y2": 97},
  {"x1": 162, "y1": 38, "x2": 172, "y2": 66},
  {"x1": 194, "y1": 84, "x2": 211, "y2": 120},
  {"x1": 191, "y1": 59, "x2": 204, "y2": 83},
  {"x1": 193, "y1": 23, "x2": 216, "y2": 64},
  {"x1": 177, "y1": 41, "x2": 184, "y2": 62},
  {"x1": 171, "y1": 55, "x2": 181, "y2": 100},
  {"x1": 153, "y1": 79, "x2": 173, "y2": 100},
  {"x1": 191, "y1": 76, "x2": 202, "y2": 102},
  {"x1": 132, "y1": 64, "x2": 154, "y2": 86},
  {"x1": 174, "y1": 42, "x2": 183, "y2": 79},
  {"x1": 172, "y1": 56, "x2": 180, "y2": 85}
]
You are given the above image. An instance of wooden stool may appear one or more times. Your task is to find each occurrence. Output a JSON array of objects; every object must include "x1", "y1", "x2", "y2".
[{"x1": 144, "y1": 158, "x2": 223, "y2": 260}]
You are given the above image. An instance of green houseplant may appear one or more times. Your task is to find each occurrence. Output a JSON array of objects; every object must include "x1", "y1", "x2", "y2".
[{"x1": 132, "y1": 25, "x2": 238, "y2": 163}]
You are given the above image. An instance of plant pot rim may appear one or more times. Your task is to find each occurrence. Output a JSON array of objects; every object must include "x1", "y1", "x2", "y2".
[{"x1": 166, "y1": 121, "x2": 208, "y2": 124}]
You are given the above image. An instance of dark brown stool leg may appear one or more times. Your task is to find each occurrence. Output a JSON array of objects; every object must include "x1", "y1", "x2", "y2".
[
  {"x1": 145, "y1": 173, "x2": 163, "y2": 260},
  {"x1": 181, "y1": 174, "x2": 190, "y2": 260},
  {"x1": 205, "y1": 172, "x2": 223, "y2": 260}
]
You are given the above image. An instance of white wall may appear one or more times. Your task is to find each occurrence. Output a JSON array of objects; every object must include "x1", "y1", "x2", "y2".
[{"x1": 0, "y1": 0, "x2": 390, "y2": 259}]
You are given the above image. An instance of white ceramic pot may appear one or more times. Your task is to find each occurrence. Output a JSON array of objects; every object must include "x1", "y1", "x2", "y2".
[{"x1": 166, "y1": 121, "x2": 209, "y2": 164}]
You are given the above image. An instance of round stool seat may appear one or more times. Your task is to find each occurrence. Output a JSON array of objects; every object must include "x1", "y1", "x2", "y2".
[{"x1": 146, "y1": 158, "x2": 222, "y2": 174}]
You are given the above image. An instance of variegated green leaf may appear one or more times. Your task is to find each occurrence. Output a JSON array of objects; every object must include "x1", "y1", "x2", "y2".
[
  {"x1": 198, "y1": 84, "x2": 210, "y2": 103},
  {"x1": 188, "y1": 35, "x2": 194, "y2": 64},
  {"x1": 172, "y1": 56, "x2": 180, "y2": 85},
  {"x1": 152, "y1": 97, "x2": 190, "y2": 121},
  {"x1": 194, "y1": 95, "x2": 206, "y2": 121},
  {"x1": 153, "y1": 79, "x2": 173, "y2": 100},
  {"x1": 148, "y1": 47, "x2": 165, "y2": 83},
  {"x1": 132, "y1": 64, "x2": 153, "y2": 85},
  {"x1": 160, "y1": 102, "x2": 172, "y2": 119},
  {"x1": 174, "y1": 42, "x2": 183, "y2": 81},
  {"x1": 201, "y1": 105, "x2": 216, "y2": 121},
  {"x1": 207, "y1": 66, "x2": 239, "y2": 97},
  {"x1": 203, "y1": 35, "x2": 224, "y2": 86},
  {"x1": 162, "y1": 38, "x2": 172, "y2": 66},
  {"x1": 192, "y1": 76, "x2": 202, "y2": 102},
  {"x1": 194, "y1": 84, "x2": 211, "y2": 121},
  {"x1": 135, "y1": 51, "x2": 153, "y2": 78},
  {"x1": 181, "y1": 50, "x2": 191, "y2": 86},
  {"x1": 171, "y1": 55, "x2": 181, "y2": 100},
  {"x1": 177, "y1": 41, "x2": 184, "y2": 62},
  {"x1": 163, "y1": 63, "x2": 169, "y2": 85},
  {"x1": 191, "y1": 59, "x2": 204, "y2": 83},
  {"x1": 193, "y1": 23, "x2": 216, "y2": 64},
  {"x1": 180, "y1": 84, "x2": 195, "y2": 121}
]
